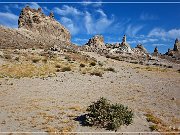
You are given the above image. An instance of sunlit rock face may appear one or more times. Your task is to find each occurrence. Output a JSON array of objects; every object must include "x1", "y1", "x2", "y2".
[
  {"x1": 0, "y1": 6, "x2": 72, "y2": 49},
  {"x1": 18, "y1": 6, "x2": 71, "y2": 42}
]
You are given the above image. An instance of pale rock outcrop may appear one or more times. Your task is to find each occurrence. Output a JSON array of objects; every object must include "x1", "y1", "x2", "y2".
[
  {"x1": 109, "y1": 35, "x2": 132, "y2": 54},
  {"x1": 18, "y1": 6, "x2": 70, "y2": 42},
  {"x1": 134, "y1": 44, "x2": 148, "y2": 54},
  {"x1": 0, "y1": 6, "x2": 71, "y2": 49},
  {"x1": 83, "y1": 35, "x2": 106, "y2": 52},
  {"x1": 165, "y1": 38, "x2": 180, "y2": 57}
]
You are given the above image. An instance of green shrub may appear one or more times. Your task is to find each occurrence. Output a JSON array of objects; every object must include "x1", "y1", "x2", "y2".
[
  {"x1": 61, "y1": 66, "x2": 71, "y2": 72},
  {"x1": 90, "y1": 62, "x2": 96, "y2": 66},
  {"x1": 85, "y1": 97, "x2": 133, "y2": 131}
]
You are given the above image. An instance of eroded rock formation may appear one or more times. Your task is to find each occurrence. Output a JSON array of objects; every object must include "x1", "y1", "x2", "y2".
[
  {"x1": 173, "y1": 38, "x2": 180, "y2": 52},
  {"x1": 83, "y1": 35, "x2": 106, "y2": 52},
  {"x1": 0, "y1": 6, "x2": 71, "y2": 49},
  {"x1": 18, "y1": 6, "x2": 70, "y2": 42}
]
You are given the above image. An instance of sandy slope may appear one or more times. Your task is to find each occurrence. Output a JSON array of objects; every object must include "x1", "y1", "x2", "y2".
[{"x1": 0, "y1": 52, "x2": 180, "y2": 134}]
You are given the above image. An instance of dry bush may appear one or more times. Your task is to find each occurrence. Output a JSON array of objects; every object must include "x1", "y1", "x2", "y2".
[
  {"x1": 32, "y1": 57, "x2": 41, "y2": 63},
  {"x1": 55, "y1": 64, "x2": 61, "y2": 68},
  {"x1": 105, "y1": 67, "x2": 116, "y2": 72},
  {"x1": 61, "y1": 66, "x2": 71, "y2": 72},
  {"x1": 149, "y1": 125, "x2": 158, "y2": 131},
  {"x1": 90, "y1": 71, "x2": 103, "y2": 77},
  {"x1": 145, "y1": 113, "x2": 162, "y2": 124},
  {"x1": 177, "y1": 69, "x2": 180, "y2": 73},
  {"x1": 3, "y1": 54, "x2": 12, "y2": 59},
  {"x1": 0, "y1": 63, "x2": 56, "y2": 78},
  {"x1": 89, "y1": 62, "x2": 96, "y2": 66},
  {"x1": 80, "y1": 63, "x2": 86, "y2": 68}
]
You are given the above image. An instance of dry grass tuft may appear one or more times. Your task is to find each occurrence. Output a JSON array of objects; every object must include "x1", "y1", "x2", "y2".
[
  {"x1": 145, "y1": 113, "x2": 162, "y2": 124},
  {"x1": 90, "y1": 70, "x2": 103, "y2": 77},
  {"x1": 0, "y1": 63, "x2": 56, "y2": 78},
  {"x1": 68, "y1": 105, "x2": 82, "y2": 111}
]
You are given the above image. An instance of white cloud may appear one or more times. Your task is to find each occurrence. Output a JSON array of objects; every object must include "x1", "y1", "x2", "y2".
[
  {"x1": 96, "y1": 9, "x2": 106, "y2": 17},
  {"x1": 28, "y1": 2, "x2": 41, "y2": 9},
  {"x1": 42, "y1": 6, "x2": 51, "y2": 14},
  {"x1": 74, "y1": 38, "x2": 88, "y2": 42},
  {"x1": 53, "y1": 5, "x2": 83, "y2": 16},
  {"x1": 81, "y1": 0, "x2": 102, "y2": 7},
  {"x1": 126, "y1": 24, "x2": 144, "y2": 36},
  {"x1": 152, "y1": 43, "x2": 166, "y2": 47},
  {"x1": 148, "y1": 28, "x2": 180, "y2": 39},
  {"x1": 84, "y1": 10, "x2": 114, "y2": 34},
  {"x1": 60, "y1": 17, "x2": 79, "y2": 35},
  {"x1": 140, "y1": 13, "x2": 158, "y2": 21},
  {"x1": 168, "y1": 29, "x2": 180, "y2": 38},
  {"x1": 128, "y1": 37, "x2": 158, "y2": 44},
  {"x1": 0, "y1": 12, "x2": 18, "y2": 28},
  {"x1": 84, "y1": 11, "x2": 94, "y2": 34}
]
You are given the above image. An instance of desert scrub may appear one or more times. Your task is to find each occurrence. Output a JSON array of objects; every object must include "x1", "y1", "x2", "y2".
[
  {"x1": 98, "y1": 61, "x2": 104, "y2": 67},
  {"x1": 89, "y1": 62, "x2": 96, "y2": 66},
  {"x1": 149, "y1": 125, "x2": 158, "y2": 131},
  {"x1": 0, "y1": 63, "x2": 57, "y2": 78},
  {"x1": 65, "y1": 56, "x2": 71, "y2": 61},
  {"x1": 105, "y1": 67, "x2": 116, "y2": 72},
  {"x1": 85, "y1": 97, "x2": 133, "y2": 131},
  {"x1": 90, "y1": 71, "x2": 103, "y2": 77},
  {"x1": 3, "y1": 54, "x2": 12, "y2": 59},
  {"x1": 177, "y1": 69, "x2": 180, "y2": 73},
  {"x1": 32, "y1": 57, "x2": 41, "y2": 63},
  {"x1": 55, "y1": 64, "x2": 61, "y2": 68},
  {"x1": 61, "y1": 66, "x2": 71, "y2": 72},
  {"x1": 145, "y1": 113, "x2": 162, "y2": 124},
  {"x1": 80, "y1": 63, "x2": 86, "y2": 68}
]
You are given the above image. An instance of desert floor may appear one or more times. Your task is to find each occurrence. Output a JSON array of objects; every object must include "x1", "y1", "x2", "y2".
[{"x1": 0, "y1": 51, "x2": 180, "y2": 134}]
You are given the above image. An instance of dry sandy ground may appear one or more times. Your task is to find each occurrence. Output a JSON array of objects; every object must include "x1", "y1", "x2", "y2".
[{"x1": 0, "y1": 52, "x2": 180, "y2": 134}]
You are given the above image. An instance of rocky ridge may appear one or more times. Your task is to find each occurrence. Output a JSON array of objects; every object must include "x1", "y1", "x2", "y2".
[{"x1": 0, "y1": 6, "x2": 71, "y2": 49}]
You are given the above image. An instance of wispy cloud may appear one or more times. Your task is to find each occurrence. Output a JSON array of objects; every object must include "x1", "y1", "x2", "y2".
[
  {"x1": 60, "y1": 17, "x2": 79, "y2": 35},
  {"x1": 148, "y1": 28, "x2": 180, "y2": 39},
  {"x1": 81, "y1": 0, "x2": 102, "y2": 7},
  {"x1": 73, "y1": 38, "x2": 89, "y2": 45},
  {"x1": 152, "y1": 43, "x2": 166, "y2": 47},
  {"x1": 140, "y1": 13, "x2": 158, "y2": 21},
  {"x1": 84, "y1": 10, "x2": 114, "y2": 34},
  {"x1": 128, "y1": 38, "x2": 158, "y2": 44},
  {"x1": 0, "y1": 12, "x2": 18, "y2": 28},
  {"x1": 53, "y1": 5, "x2": 83, "y2": 16},
  {"x1": 28, "y1": 2, "x2": 41, "y2": 9},
  {"x1": 125, "y1": 24, "x2": 144, "y2": 37}
]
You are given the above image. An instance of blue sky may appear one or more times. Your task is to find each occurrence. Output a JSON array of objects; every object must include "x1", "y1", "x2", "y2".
[{"x1": 0, "y1": 1, "x2": 180, "y2": 53}]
